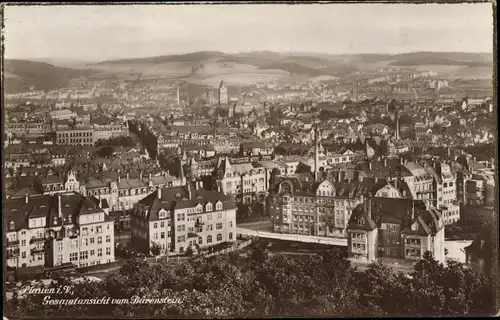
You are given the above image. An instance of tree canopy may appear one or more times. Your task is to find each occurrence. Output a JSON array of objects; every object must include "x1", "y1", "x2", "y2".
[{"x1": 6, "y1": 248, "x2": 496, "y2": 318}]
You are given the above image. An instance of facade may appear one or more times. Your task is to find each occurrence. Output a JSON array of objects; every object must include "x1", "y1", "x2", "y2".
[
  {"x1": 215, "y1": 156, "x2": 270, "y2": 204},
  {"x1": 346, "y1": 198, "x2": 445, "y2": 263},
  {"x1": 4, "y1": 193, "x2": 115, "y2": 269},
  {"x1": 93, "y1": 122, "x2": 129, "y2": 141},
  {"x1": 130, "y1": 183, "x2": 237, "y2": 255},
  {"x1": 56, "y1": 128, "x2": 95, "y2": 146}
]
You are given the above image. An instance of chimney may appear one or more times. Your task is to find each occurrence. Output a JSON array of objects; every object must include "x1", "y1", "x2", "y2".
[
  {"x1": 157, "y1": 186, "x2": 162, "y2": 199},
  {"x1": 384, "y1": 158, "x2": 388, "y2": 167},
  {"x1": 58, "y1": 194, "x2": 62, "y2": 218},
  {"x1": 368, "y1": 162, "x2": 372, "y2": 170}
]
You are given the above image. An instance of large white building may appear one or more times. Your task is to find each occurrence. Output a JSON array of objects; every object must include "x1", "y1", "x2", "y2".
[
  {"x1": 130, "y1": 182, "x2": 237, "y2": 255},
  {"x1": 4, "y1": 193, "x2": 115, "y2": 269}
]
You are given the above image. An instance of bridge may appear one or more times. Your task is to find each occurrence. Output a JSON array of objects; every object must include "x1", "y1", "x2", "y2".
[{"x1": 237, "y1": 227, "x2": 348, "y2": 247}]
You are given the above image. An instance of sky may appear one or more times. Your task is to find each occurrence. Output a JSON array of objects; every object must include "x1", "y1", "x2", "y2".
[{"x1": 4, "y1": 3, "x2": 495, "y2": 62}]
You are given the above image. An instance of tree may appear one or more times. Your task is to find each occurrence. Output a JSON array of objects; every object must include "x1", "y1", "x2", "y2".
[{"x1": 150, "y1": 242, "x2": 161, "y2": 256}]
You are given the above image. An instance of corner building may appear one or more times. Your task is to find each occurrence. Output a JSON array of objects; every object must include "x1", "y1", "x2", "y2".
[{"x1": 130, "y1": 182, "x2": 237, "y2": 255}]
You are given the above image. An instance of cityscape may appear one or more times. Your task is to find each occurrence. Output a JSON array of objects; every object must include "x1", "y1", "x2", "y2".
[{"x1": 3, "y1": 3, "x2": 498, "y2": 318}]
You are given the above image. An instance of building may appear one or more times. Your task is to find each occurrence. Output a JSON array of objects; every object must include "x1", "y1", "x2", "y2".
[
  {"x1": 215, "y1": 156, "x2": 269, "y2": 204},
  {"x1": 346, "y1": 198, "x2": 445, "y2": 263},
  {"x1": 464, "y1": 231, "x2": 493, "y2": 275},
  {"x1": 424, "y1": 160, "x2": 460, "y2": 225},
  {"x1": 93, "y1": 122, "x2": 129, "y2": 141},
  {"x1": 130, "y1": 182, "x2": 237, "y2": 255},
  {"x1": 4, "y1": 193, "x2": 115, "y2": 269},
  {"x1": 49, "y1": 109, "x2": 76, "y2": 120},
  {"x1": 56, "y1": 127, "x2": 95, "y2": 146},
  {"x1": 218, "y1": 81, "x2": 229, "y2": 106}
]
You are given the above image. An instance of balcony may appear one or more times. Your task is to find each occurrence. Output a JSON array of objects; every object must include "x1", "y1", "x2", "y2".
[
  {"x1": 195, "y1": 220, "x2": 205, "y2": 227},
  {"x1": 31, "y1": 247, "x2": 46, "y2": 254},
  {"x1": 7, "y1": 239, "x2": 20, "y2": 246},
  {"x1": 29, "y1": 236, "x2": 46, "y2": 244}
]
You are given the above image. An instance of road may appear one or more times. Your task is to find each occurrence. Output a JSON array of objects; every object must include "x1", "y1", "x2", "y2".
[
  {"x1": 238, "y1": 220, "x2": 273, "y2": 232},
  {"x1": 237, "y1": 227, "x2": 348, "y2": 247}
]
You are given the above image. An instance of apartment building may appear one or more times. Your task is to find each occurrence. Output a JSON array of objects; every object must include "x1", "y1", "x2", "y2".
[
  {"x1": 267, "y1": 174, "x2": 414, "y2": 238},
  {"x1": 56, "y1": 127, "x2": 95, "y2": 146},
  {"x1": 130, "y1": 182, "x2": 237, "y2": 255},
  {"x1": 215, "y1": 156, "x2": 270, "y2": 204},
  {"x1": 424, "y1": 160, "x2": 460, "y2": 225},
  {"x1": 93, "y1": 122, "x2": 129, "y2": 141},
  {"x1": 4, "y1": 193, "x2": 115, "y2": 269},
  {"x1": 346, "y1": 198, "x2": 445, "y2": 263}
]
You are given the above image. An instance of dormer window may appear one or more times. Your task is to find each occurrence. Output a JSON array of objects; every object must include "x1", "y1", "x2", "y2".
[
  {"x1": 206, "y1": 202, "x2": 213, "y2": 212},
  {"x1": 9, "y1": 221, "x2": 15, "y2": 231},
  {"x1": 411, "y1": 223, "x2": 418, "y2": 231},
  {"x1": 216, "y1": 202, "x2": 223, "y2": 211},
  {"x1": 53, "y1": 217, "x2": 58, "y2": 225},
  {"x1": 357, "y1": 217, "x2": 365, "y2": 226}
]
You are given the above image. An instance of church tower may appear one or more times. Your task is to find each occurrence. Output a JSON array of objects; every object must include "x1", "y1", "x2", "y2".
[{"x1": 219, "y1": 81, "x2": 228, "y2": 106}]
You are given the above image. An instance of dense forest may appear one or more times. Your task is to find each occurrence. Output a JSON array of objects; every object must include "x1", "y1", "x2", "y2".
[{"x1": 6, "y1": 243, "x2": 497, "y2": 318}]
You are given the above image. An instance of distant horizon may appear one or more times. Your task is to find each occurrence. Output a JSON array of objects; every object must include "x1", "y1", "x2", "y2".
[
  {"x1": 4, "y1": 4, "x2": 494, "y2": 61},
  {"x1": 6, "y1": 50, "x2": 495, "y2": 65}
]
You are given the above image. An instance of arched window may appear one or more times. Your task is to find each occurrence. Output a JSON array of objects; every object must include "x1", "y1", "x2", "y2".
[
  {"x1": 217, "y1": 233, "x2": 222, "y2": 242},
  {"x1": 207, "y1": 235, "x2": 212, "y2": 243},
  {"x1": 229, "y1": 232, "x2": 233, "y2": 240}
]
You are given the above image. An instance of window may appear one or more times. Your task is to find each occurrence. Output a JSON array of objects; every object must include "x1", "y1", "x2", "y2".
[
  {"x1": 106, "y1": 247, "x2": 111, "y2": 255},
  {"x1": 70, "y1": 252, "x2": 78, "y2": 261},
  {"x1": 207, "y1": 225, "x2": 213, "y2": 231},
  {"x1": 97, "y1": 248, "x2": 103, "y2": 257},
  {"x1": 198, "y1": 237, "x2": 202, "y2": 244},
  {"x1": 216, "y1": 223, "x2": 223, "y2": 230},
  {"x1": 208, "y1": 214, "x2": 212, "y2": 220},
  {"x1": 90, "y1": 237, "x2": 95, "y2": 244},
  {"x1": 154, "y1": 233, "x2": 158, "y2": 240},
  {"x1": 217, "y1": 212, "x2": 223, "y2": 219},
  {"x1": 217, "y1": 233, "x2": 223, "y2": 242},
  {"x1": 154, "y1": 223, "x2": 158, "y2": 229},
  {"x1": 207, "y1": 235, "x2": 212, "y2": 243},
  {"x1": 82, "y1": 238, "x2": 88, "y2": 247},
  {"x1": 80, "y1": 251, "x2": 88, "y2": 260},
  {"x1": 161, "y1": 232, "x2": 165, "y2": 239},
  {"x1": 90, "y1": 249, "x2": 95, "y2": 256},
  {"x1": 229, "y1": 232, "x2": 233, "y2": 240},
  {"x1": 97, "y1": 236, "x2": 102, "y2": 244},
  {"x1": 21, "y1": 240, "x2": 26, "y2": 247},
  {"x1": 168, "y1": 231, "x2": 171, "y2": 237},
  {"x1": 160, "y1": 222, "x2": 164, "y2": 228},
  {"x1": 22, "y1": 251, "x2": 26, "y2": 258},
  {"x1": 106, "y1": 235, "x2": 111, "y2": 243},
  {"x1": 58, "y1": 242, "x2": 63, "y2": 251}
]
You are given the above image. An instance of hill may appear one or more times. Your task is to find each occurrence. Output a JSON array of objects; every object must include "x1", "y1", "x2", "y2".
[
  {"x1": 4, "y1": 59, "x2": 92, "y2": 93},
  {"x1": 388, "y1": 52, "x2": 492, "y2": 67}
]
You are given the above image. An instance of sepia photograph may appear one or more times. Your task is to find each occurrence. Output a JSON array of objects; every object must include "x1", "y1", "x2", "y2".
[{"x1": 2, "y1": 1, "x2": 498, "y2": 318}]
